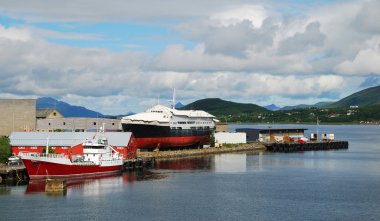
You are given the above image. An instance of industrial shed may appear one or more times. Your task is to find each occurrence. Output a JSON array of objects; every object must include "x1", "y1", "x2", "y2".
[{"x1": 236, "y1": 128, "x2": 308, "y2": 143}]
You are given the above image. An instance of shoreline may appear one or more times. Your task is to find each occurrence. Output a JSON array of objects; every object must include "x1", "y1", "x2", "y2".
[{"x1": 138, "y1": 143, "x2": 266, "y2": 160}]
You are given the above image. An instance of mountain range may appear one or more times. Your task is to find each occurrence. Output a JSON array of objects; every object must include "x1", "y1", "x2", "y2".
[
  {"x1": 37, "y1": 85, "x2": 380, "y2": 118},
  {"x1": 37, "y1": 97, "x2": 106, "y2": 118},
  {"x1": 180, "y1": 98, "x2": 268, "y2": 116},
  {"x1": 328, "y1": 85, "x2": 380, "y2": 108},
  {"x1": 280, "y1": 102, "x2": 334, "y2": 110},
  {"x1": 264, "y1": 104, "x2": 281, "y2": 111}
]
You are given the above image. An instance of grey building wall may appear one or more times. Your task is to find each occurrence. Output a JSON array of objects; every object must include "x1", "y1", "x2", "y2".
[
  {"x1": 36, "y1": 117, "x2": 121, "y2": 132},
  {"x1": 0, "y1": 99, "x2": 36, "y2": 136}
]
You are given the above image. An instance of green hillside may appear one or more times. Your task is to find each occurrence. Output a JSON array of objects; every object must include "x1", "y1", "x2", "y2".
[
  {"x1": 179, "y1": 86, "x2": 380, "y2": 123},
  {"x1": 281, "y1": 101, "x2": 334, "y2": 110},
  {"x1": 330, "y1": 85, "x2": 380, "y2": 108},
  {"x1": 180, "y1": 98, "x2": 269, "y2": 116}
]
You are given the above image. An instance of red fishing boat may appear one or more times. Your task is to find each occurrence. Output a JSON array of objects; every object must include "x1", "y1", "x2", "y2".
[{"x1": 19, "y1": 133, "x2": 123, "y2": 180}]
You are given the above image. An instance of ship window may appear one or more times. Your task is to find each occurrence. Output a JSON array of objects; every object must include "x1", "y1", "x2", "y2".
[
  {"x1": 18, "y1": 146, "x2": 25, "y2": 149},
  {"x1": 31, "y1": 146, "x2": 37, "y2": 149}
]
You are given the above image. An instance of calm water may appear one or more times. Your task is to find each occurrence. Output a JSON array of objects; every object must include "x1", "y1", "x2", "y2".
[{"x1": 1, "y1": 124, "x2": 380, "y2": 221}]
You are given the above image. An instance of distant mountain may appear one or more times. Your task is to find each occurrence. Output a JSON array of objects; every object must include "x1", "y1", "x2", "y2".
[
  {"x1": 264, "y1": 104, "x2": 281, "y2": 111},
  {"x1": 37, "y1": 97, "x2": 106, "y2": 118},
  {"x1": 175, "y1": 102, "x2": 185, "y2": 109},
  {"x1": 180, "y1": 98, "x2": 268, "y2": 116},
  {"x1": 329, "y1": 85, "x2": 380, "y2": 108},
  {"x1": 281, "y1": 101, "x2": 334, "y2": 110}
]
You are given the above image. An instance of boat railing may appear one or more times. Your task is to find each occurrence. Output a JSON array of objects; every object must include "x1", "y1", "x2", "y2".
[
  {"x1": 71, "y1": 161, "x2": 96, "y2": 166},
  {"x1": 19, "y1": 152, "x2": 68, "y2": 159}
]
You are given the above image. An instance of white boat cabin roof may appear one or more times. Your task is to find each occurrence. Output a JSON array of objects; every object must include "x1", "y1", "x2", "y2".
[{"x1": 123, "y1": 105, "x2": 216, "y2": 122}]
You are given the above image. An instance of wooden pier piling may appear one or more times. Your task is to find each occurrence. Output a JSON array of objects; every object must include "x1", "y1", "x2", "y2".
[{"x1": 122, "y1": 157, "x2": 155, "y2": 171}]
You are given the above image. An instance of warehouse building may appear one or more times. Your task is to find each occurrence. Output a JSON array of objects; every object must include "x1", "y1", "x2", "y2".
[
  {"x1": 236, "y1": 128, "x2": 307, "y2": 143},
  {"x1": 36, "y1": 109, "x2": 64, "y2": 119},
  {"x1": 36, "y1": 117, "x2": 121, "y2": 132},
  {"x1": 0, "y1": 99, "x2": 36, "y2": 136}
]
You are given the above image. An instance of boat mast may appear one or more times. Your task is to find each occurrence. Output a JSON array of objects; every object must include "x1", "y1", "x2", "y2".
[
  {"x1": 317, "y1": 116, "x2": 319, "y2": 141},
  {"x1": 172, "y1": 88, "x2": 176, "y2": 109},
  {"x1": 46, "y1": 137, "x2": 49, "y2": 154}
]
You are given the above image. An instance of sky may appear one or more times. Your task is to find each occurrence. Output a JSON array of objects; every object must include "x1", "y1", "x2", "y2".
[{"x1": 0, "y1": 0, "x2": 380, "y2": 114}]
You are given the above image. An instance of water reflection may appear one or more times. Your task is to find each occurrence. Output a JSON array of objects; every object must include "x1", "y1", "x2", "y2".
[
  {"x1": 154, "y1": 152, "x2": 265, "y2": 173},
  {"x1": 213, "y1": 154, "x2": 247, "y2": 173},
  {"x1": 24, "y1": 170, "x2": 168, "y2": 195},
  {"x1": 155, "y1": 156, "x2": 212, "y2": 170}
]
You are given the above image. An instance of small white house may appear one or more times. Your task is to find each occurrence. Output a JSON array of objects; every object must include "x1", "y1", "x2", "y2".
[{"x1": 214, "y1": 132, "x2": 246, "y2": 144}]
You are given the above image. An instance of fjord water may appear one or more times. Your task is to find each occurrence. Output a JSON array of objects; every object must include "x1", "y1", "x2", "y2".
[{"x1": 1, "y1": 125, "x2": 380, "y2": 221}]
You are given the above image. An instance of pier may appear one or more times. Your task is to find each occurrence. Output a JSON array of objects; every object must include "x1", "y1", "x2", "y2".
[
  {"x1": 0, "y1": 164, "x2": 28, "y2": 183},
  {"x1": 264, "y1": 141, "x2": 349, "y2": 152},
  {"x1": 138, "y1": 143, "x2": 266, "y2": 160},
  {"x1": 123, "y1": 157, "x2": 155, "y2": 170}
]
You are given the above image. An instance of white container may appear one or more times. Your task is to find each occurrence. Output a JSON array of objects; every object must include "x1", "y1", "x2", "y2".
[{"x1": 214, "y1": 132, "x2": 246, "y2": 144}]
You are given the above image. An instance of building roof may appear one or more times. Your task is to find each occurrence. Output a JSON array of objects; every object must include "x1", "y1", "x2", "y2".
[
  {"x1": 258, "y1": 128, "x2": 307, "y2": 133},
  {"x1": 36, "y1": 109, "x2": 61, "y2": 118},
  {"x1": 9, "y1": 132, "x2": 132, "y2": 147},
  {"x1": 237, "y1": 128, "x2": 308, "y2": 133}
]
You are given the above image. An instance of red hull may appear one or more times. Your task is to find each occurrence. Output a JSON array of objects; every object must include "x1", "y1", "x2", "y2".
[
  {"x1": 135, "y1": 136, "x2": 208, "y2": 149},
  {"x1": 22, "y1": 159, "x2": 122, "y2": 180}
]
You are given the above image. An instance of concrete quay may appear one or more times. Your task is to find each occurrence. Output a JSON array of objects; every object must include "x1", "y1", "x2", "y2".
[{"x1": 138, "y1": 143, "x2": 266, "y2": 160}]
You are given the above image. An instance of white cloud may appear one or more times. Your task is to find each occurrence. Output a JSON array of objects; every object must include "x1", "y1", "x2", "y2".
[
  {"x1": 353, "y1": 0, "x2": 380, "y2": 34},
  {"x1": 335, "y1": 42, "x2": 380, "y2": 75},
  {"x1": 0, "y1": 1, "x2": 379, "y2": 114},
  {"x1": 210, "y1": 5, "x2": 268, "y2": 27},
  {"x1": 277, "y1": 22, "x2": 326, "y2": 55},
  {"x1": 0, "y1": 0, "x2": 262, "y2": 22}
]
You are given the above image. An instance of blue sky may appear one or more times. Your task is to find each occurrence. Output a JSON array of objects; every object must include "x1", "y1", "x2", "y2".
[{"x1": 0, "y1": 0, "x2": 379, "y2": 114}]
